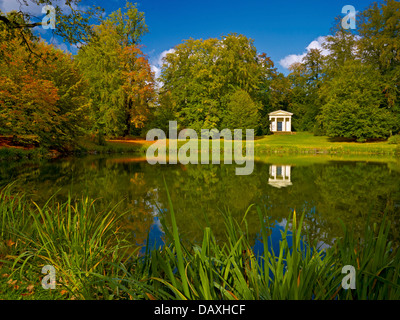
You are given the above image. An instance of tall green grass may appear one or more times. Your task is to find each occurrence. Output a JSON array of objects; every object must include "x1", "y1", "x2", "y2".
[
  {"x1": 1, "y1": 183, "x2": 399, "y2": 300},
  {"x1": 0, "y1": 184, "x2": 134, "y2": 299}
]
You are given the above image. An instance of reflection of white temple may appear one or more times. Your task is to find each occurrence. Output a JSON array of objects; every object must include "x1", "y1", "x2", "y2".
[{"x1": 268, "y1": 165, "x2": 292, "y2": 188}]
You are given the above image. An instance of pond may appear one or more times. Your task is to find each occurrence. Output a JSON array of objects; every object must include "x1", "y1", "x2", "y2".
[{"x1": 1, "y1": 154, "x2": 400, "y2": 253}]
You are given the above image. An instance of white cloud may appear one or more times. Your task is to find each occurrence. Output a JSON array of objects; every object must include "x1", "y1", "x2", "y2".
[
  {"x1": 150, "y1": 48, "x2": 175, "y2": 87},
  {"x1": 279, "y1": 53, "x2": 307, "y2": 70},
  {"x1": 151, "y1": 64, "x2": 161, "y2": 81},
  {"x1": 306, "y1": 36, "x2": 330, "y2": 56},
  {"x1": 279, "y1": 36, "x2": 330, "y2": 69}
]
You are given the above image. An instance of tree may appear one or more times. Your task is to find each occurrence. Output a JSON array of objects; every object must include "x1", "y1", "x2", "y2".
[
  {"x1": 107, "y1": 2, "x2": 148, "y2": 46},
  {"x1": 255, "y1": 53, "x2": 277, "y2": 135},
  {"x1": 358, "y1": 0, "x2": 400, "y2": 127},
  {"x1": 222, "y1": 89, "x2": 261, "y2": 132},
  {"x1": 160, "y1": 33, "x2": 276, "y2": 133},
  {"x1": 358, "y1": 0, "x2": 400, "y2": 75},
  {"x1": 0, "y1": 1, "x2": 103, "y2": 46},
  {"x1": 284, "y1": 49, "x2": 325, "y2": 132},
  {"x1": 322, "y1": 29, "x2": 359, "y2": 77},
  {"x1": 76, "y1": 2, "x2": 154, "y2": 137},
  {"x1": 0, "y1": 28, "x2": 89, "y2": 149},
  {"x1": 302, "y1": 48, "x2": 325, "y2": 88},
  {"x1": 284, "y1": 0, "x2": 400, "y2": 137},
  {"x1": 147, "y1": 90, "x2": 178, "y2": 135},
  {"x1": 286, "y1": 62, "x2": 308, "y2": 131},
  {"x1": 318, "y1": 61, "x2": 395, "y2": 142},
  {"x1": 269, "y1": 72, "x2": 292, "y2": 112}
]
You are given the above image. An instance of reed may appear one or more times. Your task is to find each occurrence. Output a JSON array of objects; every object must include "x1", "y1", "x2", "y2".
[{"x1": 0, "y1": 184, "x2": 133, "y2": 299}]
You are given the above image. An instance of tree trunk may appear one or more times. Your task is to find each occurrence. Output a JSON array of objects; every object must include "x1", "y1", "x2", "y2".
[{"x1": 124, "y1": 96, "x2": 133, "y2": 137}]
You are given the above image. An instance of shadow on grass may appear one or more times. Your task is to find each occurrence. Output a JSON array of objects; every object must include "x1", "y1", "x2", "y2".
[{"x1": 327, "y1": 137, "x2": 387, "y2": 143}]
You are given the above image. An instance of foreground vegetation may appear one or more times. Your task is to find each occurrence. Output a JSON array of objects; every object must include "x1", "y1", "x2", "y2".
[{"x1": 1, "y1": 183, "x2": 399, "y2": 300}]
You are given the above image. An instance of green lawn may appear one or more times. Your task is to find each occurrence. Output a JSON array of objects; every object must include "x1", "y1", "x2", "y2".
[
  {"x1": 1, "y1": 132, "x2": 398, "y2": 161},
  {"x1": 147, "y1": 131, "x2": 399, "y2": 155},
  {"x1": 254, "y1": 132, "x2": 399, "y2": 155}
]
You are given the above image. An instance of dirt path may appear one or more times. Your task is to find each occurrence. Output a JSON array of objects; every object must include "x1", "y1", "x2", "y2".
[{"x1": 107, "y1": 139, "x2": 153, "y2": 146}]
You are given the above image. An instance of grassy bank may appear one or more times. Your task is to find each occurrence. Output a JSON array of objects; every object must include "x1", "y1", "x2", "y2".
[
  {"x1": 77, "y1": 138, "x2": 149, "y2": 156},
  {"x1": 0, "y1": 138, "x2": 147, "y2": 161},
  {"x1": 1, "y1": 132, "x2": 399, "y2": 161},
  {"x1": 126, "y1": 132, "x2": 400, "y2": 156},
  {"x1": 254, "y1": 132, "x2": 400, "y2": 155},
  {"x1": 1, "y1": 184, "x2": 399, "y2": 300}
]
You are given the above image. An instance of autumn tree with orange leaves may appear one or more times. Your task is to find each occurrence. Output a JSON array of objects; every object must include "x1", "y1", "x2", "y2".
[{"x1": 0, "y1": 23, "x2": 89, "y2": 150}]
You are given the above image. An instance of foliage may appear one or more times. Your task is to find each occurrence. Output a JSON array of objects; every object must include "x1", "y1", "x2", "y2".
[
  {"x1": 278, "y1": 0, "x2": 400, "y2": 138},
  {"x1": 0, "y1": 184, "x2": 132, "y2": 299},
  {"x1": 357, "y1": 0, "x2": 400, "y2": 131},
  {"x1": 146, "y1": 90, "x2": 178, "y2": 135},
  {"x1": 0, "y1": 1, "x2": 104, "y2": 46},
  {"x1": 76, "y1": 2, "x2": 154, "y2": 138},
  {"x1": 322, "y1": 29, "x2": 359, "y2": 75},
  {"x1": 388, "y1": 135, "x2": 400, "y2": 145},
  {"x1": 285, "y1": 48, "x2": 325, "y2": 132},
  {"x1": 0, "y1": 27, "x2": 89, "y2": 150},
  {"x1": 160, "y1": 33, "x2": 276, "y2": 133},
  {"x1": 222, "y1": 89, "x2": 261, "y2": 132},
  {"x1": 1, "y1": 0, "x2": 400, "y2": 151},
  {"x1": 318, "y1": 61, "x2": 395, "y2": 142},
  {"x1": 2, "y1": 183, "x2": 399, "y2": 300}
]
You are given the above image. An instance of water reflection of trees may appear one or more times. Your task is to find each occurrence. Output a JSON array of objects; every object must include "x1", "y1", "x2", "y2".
[{"x1": 1, "y1": 157, "x2": 399, "y2": 247}]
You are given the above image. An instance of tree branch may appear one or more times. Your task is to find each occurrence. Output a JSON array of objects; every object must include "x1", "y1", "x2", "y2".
[{"x1": 0, "y1": 15, "x2": 43, "y2": 29}]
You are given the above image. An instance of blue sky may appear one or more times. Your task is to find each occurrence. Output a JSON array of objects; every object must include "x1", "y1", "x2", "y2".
[{"x1": 0, "y1": 0, "x2": 382, "y2": 75}]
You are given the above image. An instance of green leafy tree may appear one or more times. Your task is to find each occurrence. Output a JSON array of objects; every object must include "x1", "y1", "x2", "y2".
[
  {"x1": 318, "y1": 61, "x2": 394, "y2": 142},
  {"x1": 284, "y1": 49, "x2": 325, "y2": 132},
  {"x1": 0, "y1": 1, "x2": 103, "y2": 46},
  {"x1": 358, "y1": 0, "x2": 400, "y2": 131},
  {"x1": 147, "y1": 90, "x2": 178, "y2": 135},
  {"x1": 76, "y1": 2, "x2": 154, "y2": 138},
  {"x1": 286, "y1": 62, "x2": 308, "y2": 131},
  {"x1": 222, "y1": 89, "x2": 261, "y2": 132},
  {"x1": 322, "y1": 29, "x2": 359, "y2": 77},
  {"x1": 358, "y1": 0, "x2": 400, "y2": 75},
  {"x1": 160, "y1": 33, "x2": 275, "y2": 133}
]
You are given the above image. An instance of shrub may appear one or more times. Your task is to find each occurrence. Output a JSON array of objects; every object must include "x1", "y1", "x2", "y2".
[
  {"x1": 388, "y1": 135, "x2": 400, "y2": 145},
  {"x1": 313, "y1": 123, "x2": 326, "y2": 136}
]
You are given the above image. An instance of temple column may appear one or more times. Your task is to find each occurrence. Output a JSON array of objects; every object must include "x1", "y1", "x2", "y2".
[{"x1": 286, "y1": 165, "x2": 291, "y2": 179}]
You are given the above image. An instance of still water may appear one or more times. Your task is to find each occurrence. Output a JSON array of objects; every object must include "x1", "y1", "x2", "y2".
[{"x1": 1, "y1": 154, "x2": 400, "y2": 251}]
